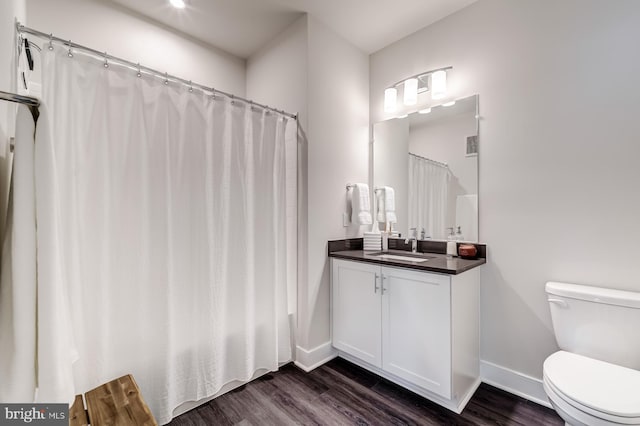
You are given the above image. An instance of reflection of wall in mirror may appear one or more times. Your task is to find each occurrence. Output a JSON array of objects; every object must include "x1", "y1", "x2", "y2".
[
  {"x1": 373, "y1": 118, "x2": 409, "y2": 235},
  {"x1": 409, "y1": 111, "x2": 478, "y2": 240}
]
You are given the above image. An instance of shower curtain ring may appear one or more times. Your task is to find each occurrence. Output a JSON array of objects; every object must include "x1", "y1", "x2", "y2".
[
  {"x1": 188, "y1": 80, "x2": 193, "y2": 93},
  {"x1": 164, "y1": 72, "x2": 169, "y2": 85},
  {"x1": 136, "y1": 63, "x2": 142, "y2": 78},
  {"x1": 48, "y1": 33, "x2": 54, "y2": 51},
  {"x1": 103, "y1": 52, "x2": 109, "y2": 68},
  {"x1": 67, "y1": 40, "x2": 73, "y2": 58}
]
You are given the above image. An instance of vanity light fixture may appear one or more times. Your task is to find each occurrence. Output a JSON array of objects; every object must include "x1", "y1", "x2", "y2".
[
  {"x1": 170, "y1": 0, "x2": 186, "y2": 9},
  {"x1": 418, "y1": 107, "x2": 432, "y2": 114},
  {"x1": 384, "y1": 66, "x2": 452, "y2": 113},
  {"x1": 431, "y1": 70, "x2": 447, "y2": 100},
  {"x1": 443, "y1": 100, "x2": 456, "y2": 107},
  {"x1": 403, "y1": 78, "x2": 418, "y2": 106},
  {"x1": 384, "y1": 87, "x2": 398, "y2": 112}
]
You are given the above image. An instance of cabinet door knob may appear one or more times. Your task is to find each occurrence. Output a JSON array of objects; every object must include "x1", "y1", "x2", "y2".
[
  {"x1": 381, "y1": 274, "x2": 387, "y2": 294},
  {"x1": 374, "y1": 274, "x2": 380, "y2": 293}
]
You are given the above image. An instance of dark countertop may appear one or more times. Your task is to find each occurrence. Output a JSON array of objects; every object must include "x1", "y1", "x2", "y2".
[{"x1": 329, "y1": 249, "x2": 485, "y2": 275}]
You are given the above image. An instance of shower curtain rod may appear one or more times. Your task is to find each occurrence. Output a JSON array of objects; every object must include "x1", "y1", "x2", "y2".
[
  {"x1": 0, "y1": 89, "x2": 40, "y2": 122},
  {"x1": 15, "y1": 22, "x2": 298, "y2": 120},
  {"x1": 408, "y1": 152, "x2": 448, "y2": 168},
  {"x1": 0, "y1": 90, "x2": 39, "y2": 108}
]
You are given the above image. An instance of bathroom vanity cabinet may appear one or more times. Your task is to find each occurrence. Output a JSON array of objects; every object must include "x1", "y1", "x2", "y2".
[{"x1": 330, "y1": 258, "x2": 481, "y2": 413}]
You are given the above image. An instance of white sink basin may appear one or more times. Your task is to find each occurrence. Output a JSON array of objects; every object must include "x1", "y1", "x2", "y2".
[{"x1": 373, "y1": 254, "x2": 429, "y2": 263}]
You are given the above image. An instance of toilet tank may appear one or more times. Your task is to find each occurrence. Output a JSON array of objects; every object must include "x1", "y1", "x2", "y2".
[{"x1": 546, "y1": 281, "x2": 640, "y2": 370}]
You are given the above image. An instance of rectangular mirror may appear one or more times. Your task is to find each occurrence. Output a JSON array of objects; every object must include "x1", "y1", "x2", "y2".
[{"x1": 373, "y1": 94, "x2": 479, "y2": 242}]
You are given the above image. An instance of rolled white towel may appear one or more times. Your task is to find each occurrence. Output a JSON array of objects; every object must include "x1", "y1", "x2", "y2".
[
  {"x1": 363, "y1": 232, "x2": 382, "y2": 251},
  {"x1": 351, "y1": 183, "x2": 372, "y2": 225},
  {"x1": 384, "y1": 186, "x2": 397, "y2": 224}
]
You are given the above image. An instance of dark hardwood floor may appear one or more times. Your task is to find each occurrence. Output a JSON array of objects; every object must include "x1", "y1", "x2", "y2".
[{"x1": 168, "y1": 357, "x2": 563, "y2": 425}]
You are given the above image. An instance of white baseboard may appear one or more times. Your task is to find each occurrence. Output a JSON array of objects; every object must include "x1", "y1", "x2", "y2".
[
  {"x1": 294, "y1": 342, "x2": 338, "y2": 372},
  {"x1": 338, "y1": 351, "x2": 480, "y2": 414},
  {"x1": 480, "y1": 360, "x2": 552, "y2": 408}
]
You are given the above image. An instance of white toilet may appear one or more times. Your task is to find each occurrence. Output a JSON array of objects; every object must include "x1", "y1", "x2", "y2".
[{"x1": 544, "y1": 281, "x2": 640, "y2": 425}]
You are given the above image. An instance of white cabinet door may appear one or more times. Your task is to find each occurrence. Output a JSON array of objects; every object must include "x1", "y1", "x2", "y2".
[
  {"x1": 332, "y1": 259, "x2": 382, "y2": 367},
  {"x1": 381, "y1": 266, "x2": 451, "y2": 398}
]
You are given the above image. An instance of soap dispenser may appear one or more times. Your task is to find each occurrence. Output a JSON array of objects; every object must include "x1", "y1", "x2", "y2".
[{"x1": 446, "y1": 228, "x2": 457, "y2": 259}]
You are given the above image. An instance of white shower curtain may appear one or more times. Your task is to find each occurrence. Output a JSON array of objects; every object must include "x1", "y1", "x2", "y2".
[
  {"x1": 408, "y1": 154, "x2": 450, "y2": 240},
  {"x1": 0, "y1": 105, "x2": 37, "y2": 402},
  {"x1": 37, "y1": 46, "x2": 296, "y2": 424},
  {"x1": 0, "y1": 105, "x2": 77, "y2": 405}
]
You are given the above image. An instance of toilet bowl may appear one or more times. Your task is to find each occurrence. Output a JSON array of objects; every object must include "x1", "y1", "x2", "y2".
[
  {"x1": 544, "y1": 282, "x2": 640, "y2": 426},
  {"x1": 543, "y1": 351, "x2": 640, "y2": 425}
]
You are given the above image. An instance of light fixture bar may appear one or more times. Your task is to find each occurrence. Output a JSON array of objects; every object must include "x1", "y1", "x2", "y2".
[{"x1": 387, "y1": 66, "x2": 452, "y2": 89}]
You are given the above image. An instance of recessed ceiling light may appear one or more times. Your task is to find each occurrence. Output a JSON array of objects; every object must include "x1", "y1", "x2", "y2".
[{"x1": 170, "y1": 0, "x2": 186, "y2": 9}]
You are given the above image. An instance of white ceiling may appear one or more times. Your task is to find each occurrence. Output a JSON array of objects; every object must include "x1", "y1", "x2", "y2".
[{"x1": 108, "y1": 0, "x2": 477, "y2": 58}]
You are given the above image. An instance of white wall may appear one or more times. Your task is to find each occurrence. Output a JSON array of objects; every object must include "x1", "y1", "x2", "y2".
[
  {"x1": 248, "y1": 15, "x2": 369, "y2": 367},
  {"x1": 25, "y1": 0, "x2": 245, "y2": 96},
  {"x1": 373, "y1": 118, "x2": 409, "y2": 234},
  {"x1": 247, "y1": 16, "x2": 308, "y2": 129},
  {"x1": 371, "y1": 0, "x2": 640, "y2": 394},
  {"x1": 246, "y1": 15, "x2": 309, "y2": 353},
  {"x1": 0, "y1": 0, "x2": 26, "y2": 240},
  {"x1": 306, "y1": 16, "x2": 369, "y2": 350}
]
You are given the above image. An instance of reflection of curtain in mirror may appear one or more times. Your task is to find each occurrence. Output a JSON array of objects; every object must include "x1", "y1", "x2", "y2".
[{"x1": 408, "y1": 153, "x2": 451, "y2": 240}]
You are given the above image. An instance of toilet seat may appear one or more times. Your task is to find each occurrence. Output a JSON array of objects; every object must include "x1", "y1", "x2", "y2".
[
  {"x1": 544, "y1": 376, "x2": 640, "y2": 425},
  {"x1": 543, "y1": 351, "x2": 640, "y2": 424}
]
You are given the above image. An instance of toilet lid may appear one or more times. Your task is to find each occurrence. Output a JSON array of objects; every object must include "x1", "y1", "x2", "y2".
[{"x1": 544, "y1": 351, "x2": 640, "y2": 419}]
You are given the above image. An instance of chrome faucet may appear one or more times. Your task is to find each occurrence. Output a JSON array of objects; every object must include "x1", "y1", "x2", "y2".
[{"x1": 405, "y1": 227, "x2": 418, "y2": 253}]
